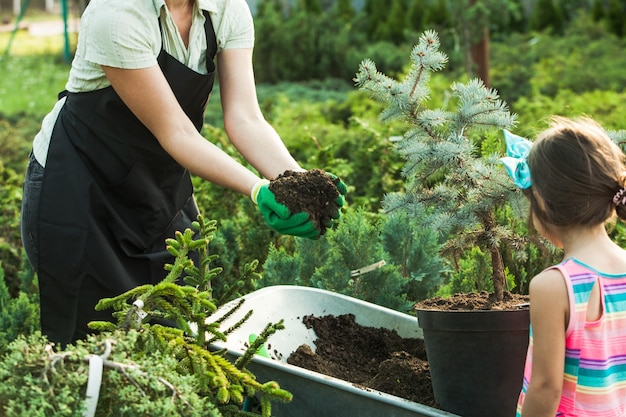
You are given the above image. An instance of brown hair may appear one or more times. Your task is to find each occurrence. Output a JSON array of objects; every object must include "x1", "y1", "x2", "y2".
[{"x1": 526, "y1": 117, "x2": 626, "y2": 228}]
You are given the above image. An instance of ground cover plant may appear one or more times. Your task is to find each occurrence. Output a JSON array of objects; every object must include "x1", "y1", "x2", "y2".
[{"x1": 0, "y1": 216, "x2": 292, "y2": 417}]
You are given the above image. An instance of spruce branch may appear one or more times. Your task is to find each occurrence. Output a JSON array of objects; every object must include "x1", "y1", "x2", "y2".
[
  {"x1": 214, "y1": 260, "x2": 262, "y2": 307},
  {"x1": 207, "y1": 300, "x2": 253, "y2": 345},
  {"x1": 235, "y1": 320, "x2": 286, "y2": 369}
]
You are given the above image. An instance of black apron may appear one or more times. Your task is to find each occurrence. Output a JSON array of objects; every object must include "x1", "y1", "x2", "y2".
[{"x1": 38, "y1": 10, "x2": 217, "y2": 345}]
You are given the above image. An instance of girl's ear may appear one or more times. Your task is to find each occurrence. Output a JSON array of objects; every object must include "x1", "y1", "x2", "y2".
[
  {"x1": 533, "y1": 189, "x2": 548, "y2": 213},
  {"x1": 530, "y1": 190, "x2": 563, "y2": 248}
]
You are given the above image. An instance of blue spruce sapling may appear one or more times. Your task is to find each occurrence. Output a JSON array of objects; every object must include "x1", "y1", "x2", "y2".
[{"x1": 355, "y1": 30, "x2": 520, "y2": 302}]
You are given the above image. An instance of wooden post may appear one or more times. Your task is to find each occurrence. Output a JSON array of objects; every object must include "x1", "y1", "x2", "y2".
[{"x1": 471, "y1": 27, "x2": 490, "y2": 88}]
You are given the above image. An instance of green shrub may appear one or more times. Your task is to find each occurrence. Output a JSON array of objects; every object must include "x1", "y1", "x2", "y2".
[
  {"x1": 0, "y1": 261, "x2": 39, "y2": 355},
  {"x1": 381, "y1": 211, "x2": 450, "y2": 302},
  {"x1": 513, "y1": 89, "x2": 626, "y2": 135},
  {"x1": 491, "y1": 13, "x2": 626, "y2": 105},
  {"x1": 0, "y1": 165, "x2": 25, "y2": 297},
  {"x1": 261, "y1": 208, "x2": 448, "y2": 311}
]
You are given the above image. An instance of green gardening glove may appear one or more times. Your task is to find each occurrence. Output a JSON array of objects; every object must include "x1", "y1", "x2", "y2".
[
  {"x1": 324, "y1": 171, "x2": 348, "y2": 218},
  {"x1": 312, "y1": 171, "x2": 348, "y2": 233},
  {"x1": 251, "y1": 179, "x2": 320, "y2": 239}
]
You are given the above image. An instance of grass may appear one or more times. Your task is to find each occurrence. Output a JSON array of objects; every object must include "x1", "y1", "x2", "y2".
[
  {"x1": 0, "y1": 12, "x2": 77, "y2": 118},
  {"x1": 0, "y1": 53, "x2": 69, "y2": 117}
]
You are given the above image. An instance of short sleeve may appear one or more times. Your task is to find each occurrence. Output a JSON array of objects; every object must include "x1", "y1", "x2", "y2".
[
  {"x1": 82, "y1": 3, "x2": 160, "y2": 69},
  {"x1": 216, "y1": 0, "x2": 254, "y2": 51}
]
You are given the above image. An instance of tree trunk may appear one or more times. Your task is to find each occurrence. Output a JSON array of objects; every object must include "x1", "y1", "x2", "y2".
[
  {"x1": 481, "y1": 211, "x2": 505, "y2": 301},
  {"x1": 489, "y1": 243, "x2": 505, "y2": 302}
]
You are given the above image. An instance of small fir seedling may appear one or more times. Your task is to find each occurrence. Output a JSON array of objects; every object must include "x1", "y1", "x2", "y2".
[
  {"x1": 90, "y1": 214, "x2": 291, "y2": 415},
  {"x1": 355, "y1": 30, "x2": 521, "y2": 302}
]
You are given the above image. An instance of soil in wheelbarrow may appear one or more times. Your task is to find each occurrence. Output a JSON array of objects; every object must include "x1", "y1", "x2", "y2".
[
  {"x1": 287, "y1": 313, "x2": 438, "y2": 407},
  {"x1": 269, "y1": 169, "x2": 343, "y2": 236},
  {"x1": 286, "y1": 291, "x2": 530, "y2": 408}
]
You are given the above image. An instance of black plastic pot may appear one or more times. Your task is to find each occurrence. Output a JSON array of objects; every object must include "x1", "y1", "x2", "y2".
[{"x1": 416, "y1": 308, "x2": 529, "y2": 417}]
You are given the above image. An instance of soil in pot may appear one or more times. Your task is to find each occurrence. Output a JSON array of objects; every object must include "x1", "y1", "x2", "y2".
[
  {"x1": 269, "y1": 169, "x2": 343, "y2": 235},
  {"x1": 415, "y1": 290, "x2": 529, "y2": 311},
  {"x1": 286, "y1": 313, "x2": 438, "y2": 408}
]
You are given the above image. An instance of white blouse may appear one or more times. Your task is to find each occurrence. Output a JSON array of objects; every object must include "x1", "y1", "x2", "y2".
[{"x1": 33, "y1": 0, "x2": 254, "y2": 166}]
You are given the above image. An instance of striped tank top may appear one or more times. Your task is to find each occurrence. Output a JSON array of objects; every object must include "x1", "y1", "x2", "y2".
[{"x1": 516, "y1": 258, "x2": 626, "y2": 417}]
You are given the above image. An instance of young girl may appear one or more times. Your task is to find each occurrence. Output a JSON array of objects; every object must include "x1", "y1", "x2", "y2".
[{"x1": 504, "y1": 117, "x2": 626, "y2": 416}]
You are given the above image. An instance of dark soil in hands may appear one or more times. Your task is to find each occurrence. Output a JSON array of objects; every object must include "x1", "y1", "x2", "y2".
[
  {"x1": 287, "y1": 313, "x2": 437, "y2": 407},
  {"x1": 269, "y1": 169, "x2": 342, "y2": 235}
]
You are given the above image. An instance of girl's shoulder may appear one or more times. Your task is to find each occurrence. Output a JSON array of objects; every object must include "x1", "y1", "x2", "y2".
[
  {"x1": 561, "y1": 255, "x2": 626, "y2": 277},
  {"x1": 528, "y1": 267, "x2": 570, "y2": 330},
  {"x1": 530, "y1": 267, "x2": 568, "y2": 295}
]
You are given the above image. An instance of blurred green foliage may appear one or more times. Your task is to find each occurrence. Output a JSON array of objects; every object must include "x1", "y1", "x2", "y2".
[{"x1": 1, "y1": 0, "x2": 626, "y2": 310}]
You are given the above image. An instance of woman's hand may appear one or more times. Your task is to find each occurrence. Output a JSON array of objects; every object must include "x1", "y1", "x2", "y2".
[{"x1": 251, "y1": 180, "x2": 319, "y2": 239}]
